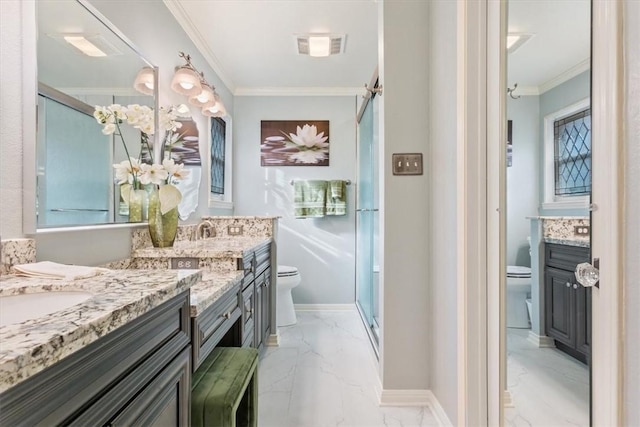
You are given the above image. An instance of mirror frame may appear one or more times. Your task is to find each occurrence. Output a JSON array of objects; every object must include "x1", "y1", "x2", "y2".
[{"x1": 24, "y1": 0, "x2": 159, "y2": 233}]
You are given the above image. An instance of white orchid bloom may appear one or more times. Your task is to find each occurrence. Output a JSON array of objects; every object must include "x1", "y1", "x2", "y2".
[
  {"x1": 139, "y1": 163, "x2": 168, "y2": 185},
  {"x1": 109, "y1": 104, "x2": 127, "y2": 120},
  {"x1": 163, "y1": 158, "x2": 190, "y2": 181},
  {"x1": 288, "y1": 124, "x2": 329, "y2": 149},
  {"x1": 101, "y1": 123, "x2": 117, "y2": 135},
  {"x1": 113, "y1": 158, "x2": 140, "y2": 184}
]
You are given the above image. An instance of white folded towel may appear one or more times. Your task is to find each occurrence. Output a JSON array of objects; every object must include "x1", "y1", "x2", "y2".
[{"x1": 12, "y1": 261, "x2": 110, "y2": 280}]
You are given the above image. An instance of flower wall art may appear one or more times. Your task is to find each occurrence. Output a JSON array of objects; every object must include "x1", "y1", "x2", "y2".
[{"x1": 261, "y1": 120, "x2": 330, "y2": 166}]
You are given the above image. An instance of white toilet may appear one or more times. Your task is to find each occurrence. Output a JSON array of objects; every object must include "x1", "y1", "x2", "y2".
[
  {"x1": 507, "y1": 265, "x2": 531, "y2": 328},
  {"x1": 276, "y1": 265, "x2": 301, "y2": 327}
]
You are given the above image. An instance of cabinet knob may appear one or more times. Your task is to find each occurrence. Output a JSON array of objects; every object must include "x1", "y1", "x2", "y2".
[
  {"x1": 222, "y1": 312, "x2": 231, "y2": 319},
  {"x1": 566, "y1": 282, "x2": 571, "y2": 288},
  {"x1": 573, "y1": 283, "x2": 579, "y2": 289}
]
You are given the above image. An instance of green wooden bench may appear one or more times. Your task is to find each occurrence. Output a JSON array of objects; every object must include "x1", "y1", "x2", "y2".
[{"x1": 191, "y1": 347, "x2": 259, "y2": 427}]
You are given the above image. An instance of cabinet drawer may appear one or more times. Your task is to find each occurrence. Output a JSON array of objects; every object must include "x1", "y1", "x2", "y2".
[
  {"x1": 192, "y1": 286, "x2": 241, "y2": 371},
  {"x1": 545, "y1": 243, "x2": 590, "y2": 271}
]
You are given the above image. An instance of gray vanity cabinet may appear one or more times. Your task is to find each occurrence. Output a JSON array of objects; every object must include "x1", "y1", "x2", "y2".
[
  {"x1": 544, "y1": 243, "x2": 591, "y2": 364},
  {"x1": 239, "y1": 241, "x2": 272, "y2": 351},
  {"x1": 255, "y1": 267, "x2": 272, "y2": 349},
  {"x1": 0, "y1": 291, "x2": 192, "y2": 426}
]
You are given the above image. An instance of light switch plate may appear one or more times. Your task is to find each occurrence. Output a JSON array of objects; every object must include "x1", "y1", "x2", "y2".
[
  {"x1": 392, "y1": 153, "x2": 423, "y2": 175},
  {"x1": 228, "y1": 225, "x2": 243, "y2": 236},
  {"x1": 171, "y1": 257, "x2": 199, "y2": 269}
]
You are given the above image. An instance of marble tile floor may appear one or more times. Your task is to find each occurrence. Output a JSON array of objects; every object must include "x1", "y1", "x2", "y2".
[
  {"x1": 258, "y1": 309, "x2": 440, "y2": 427},
  {"x1": 505, "y1": 328, "x2": 589, "y2": 427}
]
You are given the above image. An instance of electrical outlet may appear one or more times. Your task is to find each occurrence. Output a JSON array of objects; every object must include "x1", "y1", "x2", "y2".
[
  {"x1": 228, "y1": 225, "x2": 243, "y2": 236},
  {"x1": 574, "y1": 225, "x2": 590, "y2": 236},
  {"x1": 392, "y1": 153, "x2": 423, "y2": 175}
]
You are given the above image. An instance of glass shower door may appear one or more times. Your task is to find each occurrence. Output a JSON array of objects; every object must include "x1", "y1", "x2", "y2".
[{"x1": 356, "y1": 83, "x2": 379, "y2": 350}]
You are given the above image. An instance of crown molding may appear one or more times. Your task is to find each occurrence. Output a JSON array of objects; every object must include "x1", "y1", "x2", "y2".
[
  {"x1": 57, "y1": 87, "x2": 140, "y2": 96},
  {"x1": 234, "y1": 86, "x2": 367, "y2": 97},
  {"x1": 538, "y1": 58, "x2": 590, "y2": 94},
  {"x1": 163, "y1": 0, "x2": 236, "y2": 93}
]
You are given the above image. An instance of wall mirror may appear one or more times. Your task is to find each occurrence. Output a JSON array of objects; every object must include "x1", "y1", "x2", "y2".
[{"x1": 35, "y1": 0, "x2": 158, "y2": 229}]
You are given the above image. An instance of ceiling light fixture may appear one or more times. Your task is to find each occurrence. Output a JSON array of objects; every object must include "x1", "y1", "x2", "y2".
[
  {"x1": 63, "y1": 35, "x2": 107, "y2": 57},
  {"x1": 172, "y1": 52, "x2": 227, "y2": 117},
  {"x1": 296, "y1": 34, "x2": 346, "y2": 57},
  {"x1": 507, "y1": 33, "x2": 534, "y2": 54},
  {"x1": 133, "y1": 67, "x2": 155, "y2": 95}
]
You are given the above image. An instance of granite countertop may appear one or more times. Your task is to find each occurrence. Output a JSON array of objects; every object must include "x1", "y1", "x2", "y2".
[
  {"x1": 0, "y1": 268, "x2": 201, "y2": 394},
  {"x1": 190, "y1": 271, "x2": 245, "y2": 317},
  {"x1": 132, "y1": 236, "x2": 272, "y2": 259}
]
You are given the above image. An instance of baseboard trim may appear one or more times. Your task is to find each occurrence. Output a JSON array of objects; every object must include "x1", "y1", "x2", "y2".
[
  {"x1": 266, "y1": 332, "x2": 280, "y2": 347},
  {"x1": 527, "y1": 331, "x2": 556, "y2": 348},
  {"x1": 294, "y1": 304, "x2": 355, "y2": 311},
  {"x1": 378, "y1": 389, "x2": 453, "y2": 426}
]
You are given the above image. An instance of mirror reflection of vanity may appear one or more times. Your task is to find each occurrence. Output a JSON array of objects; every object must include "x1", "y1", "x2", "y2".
[{"x1": 34, "y1": 0, "x2": 158, "y2": 229}]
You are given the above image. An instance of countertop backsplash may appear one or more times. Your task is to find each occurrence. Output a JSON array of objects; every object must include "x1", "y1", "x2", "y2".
[
  {"x1": 542, "y1": 216, "x2": 590, "y2": 247},
  {"x1": 1, "y1": 239, "x2": 36, "y2": 276}
]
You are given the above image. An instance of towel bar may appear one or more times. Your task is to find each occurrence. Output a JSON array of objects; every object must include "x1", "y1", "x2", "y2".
[{"x1": 289, "y1": 179, "x2": 351, "y2": 185}]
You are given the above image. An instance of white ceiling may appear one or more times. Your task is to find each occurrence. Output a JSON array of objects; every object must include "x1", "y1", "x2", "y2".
[
  {"x1": 508, "y1": 0, "x2": 591, "y2": 94},
  {"x1": 165, "y1": 0, "x2": 379, "y2": 95},
  {"x1": 167, "y1": 0, "x2": 590, "y2": 97}
]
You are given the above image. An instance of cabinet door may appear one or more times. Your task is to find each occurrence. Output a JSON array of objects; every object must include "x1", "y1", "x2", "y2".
[
  {"x1": 575, "y1": 286, "x2": 592, "y2": 358},
  {"x1": 260, "y1": 268, "x2": 272, "y2": 346},
  {"x1": 242, "y1": 281, "x2": 256, "y2": 348},
  {"x1": 109, "y1": 347, "x2": 191, "y2": 426},
  {"x1": 545, "y1": 267, "x2": 576, "y2": 347}
]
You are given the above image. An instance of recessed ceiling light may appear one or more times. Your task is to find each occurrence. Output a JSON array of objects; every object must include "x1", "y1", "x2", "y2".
[
  {"x1": 507, "y1": 33, "x2": 534, "y2": 54},
  {"x1": 295, "y1": 34, "x2": 346, "y2": 57},
  {"x1": 48, "y1": 33, "x2": 122, "y2": 57}
]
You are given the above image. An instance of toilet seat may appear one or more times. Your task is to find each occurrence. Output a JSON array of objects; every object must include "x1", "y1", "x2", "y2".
[
  {"x1": 278, "y1": 265, "x2": 299, "y2": 277},
  {"x1": 507, "y1": 265, "x2": 531, "y2": 278}
]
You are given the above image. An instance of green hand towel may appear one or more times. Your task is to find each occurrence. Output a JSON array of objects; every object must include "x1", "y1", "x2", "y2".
[
  {"x1": 326, "y1": 180, "x2": 347, "y2": 216},
  {"x1": 294, "y1": 180, "x2": 328, "y2": 218}
]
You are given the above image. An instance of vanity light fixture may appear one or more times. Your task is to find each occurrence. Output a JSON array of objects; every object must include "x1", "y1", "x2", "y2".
[
  {"x1": 173, "y1": 51, "x2": 227, "y2": 117},
  {"x1": 133, "y1": 67, "x2": 155, "y2": 95},
  {"x1": 202, "y1": 93, "x2": 227, "y2": 118},
  {"x1": 171, "y1": 52, "x2": 202, "y2": 96},
  {"x1": 295, "y1": 34, "x2": 346, "y2": 57},
  {"x1": 188, "y1": 81, "x2": 216, "y2": 108}
]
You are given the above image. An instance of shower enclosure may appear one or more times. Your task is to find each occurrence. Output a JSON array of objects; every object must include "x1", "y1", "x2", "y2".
[{"x1": 355, "y1": 74, "x2": 380, "y2": 353}]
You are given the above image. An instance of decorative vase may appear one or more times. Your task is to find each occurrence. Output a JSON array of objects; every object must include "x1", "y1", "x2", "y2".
[
  {"x1": 128, "y1": 188, "x2": 148, "y2": 223},
  {"x1": 148, "y1": 188, "x2": 179, "y2": 247}
]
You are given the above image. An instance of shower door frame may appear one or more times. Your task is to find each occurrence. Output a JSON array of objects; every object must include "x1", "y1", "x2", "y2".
[{"x1": 355, "y1": 68, "x2": 380, "y2": 357}]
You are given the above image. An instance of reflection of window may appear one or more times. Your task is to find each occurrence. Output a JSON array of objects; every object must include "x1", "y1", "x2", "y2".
[
  {"x1": 543, "y1": 98, "x2": 590, "y2": 210},
  {"x1": 554, "y1": 109, "x2": 591, "y2": 196},
  {"x1": 210, "y1": 118, "x2": 225, "y2": 195}
]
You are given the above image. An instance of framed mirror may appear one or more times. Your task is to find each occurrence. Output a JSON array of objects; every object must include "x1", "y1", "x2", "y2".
[{"x1": 34, "y1": 0, "x2": 158, "y2": 229}]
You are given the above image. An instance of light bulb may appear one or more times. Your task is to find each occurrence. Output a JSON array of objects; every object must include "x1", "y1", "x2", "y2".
[{"x1": 180, "y1": 82, "x2": 194, "y2": 90}]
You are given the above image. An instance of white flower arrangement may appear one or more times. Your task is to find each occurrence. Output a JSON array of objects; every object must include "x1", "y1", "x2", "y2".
[{"x1": 93, "y1": 103, "x2": 191, "y2": 214}]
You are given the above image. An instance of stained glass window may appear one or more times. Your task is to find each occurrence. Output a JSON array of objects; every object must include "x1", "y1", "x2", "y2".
[
  {"x1": 554, "y1": 108, "x2": 591, "y2": 196},
  {"x1": 210, "y1": 118, "x2": 226, "y2": 195}
]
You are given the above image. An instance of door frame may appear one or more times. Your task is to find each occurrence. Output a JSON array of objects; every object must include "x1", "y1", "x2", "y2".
[{"x1": 458, "y1": 0, "x2": 624, "y2": 425}]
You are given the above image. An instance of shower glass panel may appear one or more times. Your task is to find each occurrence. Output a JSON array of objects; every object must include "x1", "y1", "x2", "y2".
[
  {"x1": 356, "y1": 88, "x2": 379, "y2": 349},
  {"x1": 38, "y1": 96, "x2": 111, "y2": 227}
]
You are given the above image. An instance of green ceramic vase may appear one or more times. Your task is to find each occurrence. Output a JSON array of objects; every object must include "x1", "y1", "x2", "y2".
[{"x1": 148, "y1": 188, "x2": 178, "y2": 247}]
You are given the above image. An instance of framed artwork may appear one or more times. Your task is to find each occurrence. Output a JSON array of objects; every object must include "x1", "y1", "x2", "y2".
[{"x1": 260, "y1": 120, "x2": 330, "y2": 166}]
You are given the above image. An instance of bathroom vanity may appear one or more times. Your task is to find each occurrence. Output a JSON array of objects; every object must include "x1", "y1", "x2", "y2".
[
  {"x1": 0, "y1": 269, "x2": 200, "y2": 425},
  {"x1": 544, "y1": 242, "x2": 591, "y2": 363},
  {"x1": 131, "y1": 235, "x2": 275, "y2": 371}
]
